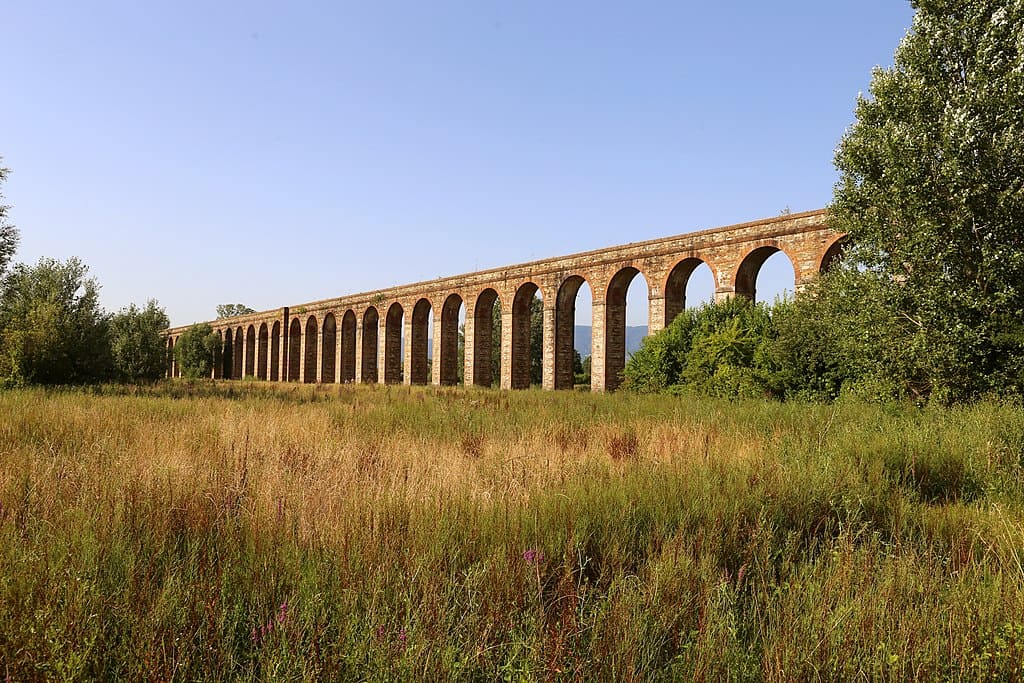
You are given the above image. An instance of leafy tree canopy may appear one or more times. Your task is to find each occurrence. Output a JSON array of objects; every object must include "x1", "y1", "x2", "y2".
[
  {"x1": 174, "y1": 323, "x2": 220, "y2": 379},
  {"x1": 216, "y1": 304, "x2": 255, "y2": 319},
  {"x1": 0, "y1": 160, "x2": 19, "y2": 279},
  {"x1": 0, "y1": 257, "x2": 110, "y2": 386},
  {"x1": 831, "y1": 0, "x2": 1024, "y2": 400},
  {"x1": 109, "y1": 299, "x2": 170, "y2": 381}
]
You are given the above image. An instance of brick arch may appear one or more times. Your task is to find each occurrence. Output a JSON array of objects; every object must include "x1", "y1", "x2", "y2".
[
  {"x1": 734, "y1": 242, "x2": 798, "y2": 301},
  {"x1": 555, "y1": 275, "x2": 591, "y2": 390},
  {"x1": 166, "y1": 336, "x2": 175, "y2": 378},
  {"x1": 603, "y1": 266, "x2": 649, "y2": 391},
  {"x1": 361, "y1": 307, "x2": 379, "y2": 383},
  {"x1": 439, "y1": 294, "x2": 464, "y2": 386},
  {"x1": 257, "y1": 323, "x2": 269, "y2": 380},
  {"x1": 410, "y1": 298, "x2": 432, "y2": 385},
  {"x1": 664, "y1": 256, "x2": 719, "y2": 324},
  {"x1": 819, "y1": 234, "x2": 849, "y2": 273},
  {"x1": 384, "y1": 303, "x2": 404, "y2": 385},
  {"x1": 511, "y1": 282, "x2": 541, "y2": 389},
  {"x1": 340, "y1": 310, "x2": 356, "y2": 383},
  {"x1": 270, "y1": 321, "x2": 281, "y2": 381},
  {"x1": 471, "y1": 289, "x2": 501, "y2": 387},
  {"x1": 287, "y1": 318, "x2": 302, "y2": 382},
  {"x1": 245, "y1": 325, "x2": 257, "y2": 377},
  {"x1": 321, "y1": 313, "x2": 336, "y2": 383},
  {"x1": 234, "y1": 327, "x2": 244, "y2": 379},
  {"x1": 303, "y1": 315, "x2": 318, "y2": 383}
]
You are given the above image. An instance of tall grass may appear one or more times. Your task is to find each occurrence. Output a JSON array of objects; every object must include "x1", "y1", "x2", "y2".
[{"x1": 1, "y1": 383, "x2": 1023, "y2": 680}]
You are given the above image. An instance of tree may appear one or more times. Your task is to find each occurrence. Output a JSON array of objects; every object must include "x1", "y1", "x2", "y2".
[
  {"x1": 529, "y1": 295, "x2": 544, "y2": 386},
  {"x1": 0, "y1": 160, "x2": 18, "y2": 279},
  {"x1": 831, "y1": 0, "x2": 1024, "y2": 400},
  {"x1": 109, "y1": 299, "x2": 170, "y2": 381},
  {"x1": 174, "y1": 323, "x2": 220, "y2": 379},
  {"x1": 216, "y1": 304, "x2": 255, "y2": 319},
  {"x1": 0, "y1": 257, "x2": 110, "y2": 385},
  {"x1": 623, "y1": 297, "x2": 776, "y2": 397}
]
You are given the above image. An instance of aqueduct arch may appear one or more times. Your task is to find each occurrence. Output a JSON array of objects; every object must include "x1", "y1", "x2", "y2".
[{"x1": 167, "y1": 209, "x2": 842, "y2": 392}]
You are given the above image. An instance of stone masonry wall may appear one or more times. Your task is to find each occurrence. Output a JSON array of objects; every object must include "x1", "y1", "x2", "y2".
[{"x1": 166, "y1": 210, "x2": 843, "y2": 392}]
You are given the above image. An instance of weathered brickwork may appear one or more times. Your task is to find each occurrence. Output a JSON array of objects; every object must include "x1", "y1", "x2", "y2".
[{"x1": 165, "y1": 209, "x2": 843, "y2": 391}]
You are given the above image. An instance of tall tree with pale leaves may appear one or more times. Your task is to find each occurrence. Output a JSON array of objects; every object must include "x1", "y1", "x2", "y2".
[
  {"x1": 0, "y1": 160, "x2": 18, "y2": 280},
  {"x1": 831, "y1": 0, "x2": 1024, "y2": 400}
]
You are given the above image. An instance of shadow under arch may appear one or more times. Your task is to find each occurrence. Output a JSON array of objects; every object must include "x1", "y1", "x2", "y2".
[
  {"x1": 384, "y1": 303, "x2": 404, "y2": 384},
  {"x1": 439, "y1": 294, "x2": 464, "y2": 386},
  {"x1": 321, "y1": 313, "x2": 336, "y2": 383},
  {"x1": 287, "y1": 318, "x2": 302, "y2": 382},
  {"x1": 409, "y1": 299, "x2": 432, "y2": 385},
  {"x1": 340, "y1": 311, "x2": 356, "y2": 383},
  {"x1": 471, "y1": 289, "x2": 500, "y2": 387},
  {"x1": 555, "y1": 275, "x2": 589, "y2": 390},
  {"x1": 361, "y1": 307, "x2": 379, "y2": 384}
]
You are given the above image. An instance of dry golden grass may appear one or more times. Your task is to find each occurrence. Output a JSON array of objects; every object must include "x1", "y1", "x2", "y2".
[{"x1": 1, "y1": 382, "x2": 1023, "y2": 680}]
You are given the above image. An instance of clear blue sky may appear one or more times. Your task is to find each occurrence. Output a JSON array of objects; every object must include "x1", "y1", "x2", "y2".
[{"x1": 2, "y1": 1, "x2": 915, "y2": 327}]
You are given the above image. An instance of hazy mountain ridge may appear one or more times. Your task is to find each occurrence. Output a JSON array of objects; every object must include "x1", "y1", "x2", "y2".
[{"x1": 574, "y1": 325, "x2": 648, "y2": 359}]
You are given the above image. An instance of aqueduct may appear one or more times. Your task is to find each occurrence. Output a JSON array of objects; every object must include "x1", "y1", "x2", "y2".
[{"x1": 165, "y1": 209, "x2": 844, "y2": 391}]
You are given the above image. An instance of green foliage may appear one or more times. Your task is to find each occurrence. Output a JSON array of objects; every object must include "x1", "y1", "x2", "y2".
[
  {"x1": 2, "y1": 386, "x2": 1024, "y2": 678},
  {"x1": 0, "y1": 257, "x2": 110, "y2": 386},
  {"x1": 624, "y1": 297, "x2": 775, "y2": 397},
  {"x1": 108, "y1": 299, "x2": 170, "y2": 382},
  {"x1": 529, "y1": 294, "x2": 543, "y2": 386},
  {"x1": 831, "y1": 0, "x2": 1024, "y2": 401},
  {"x1": 577, "y1": 356, "x2": 593, "y2": 387},
  {"x1": 174, "y1": 323, "x2": 219, "y2": 379},
  {"x1": 0, "y1": 160, "x2": 17, "y2": 279},
  {"x1": 216, "y1": 303, "x2": 255, "y2": 319}
]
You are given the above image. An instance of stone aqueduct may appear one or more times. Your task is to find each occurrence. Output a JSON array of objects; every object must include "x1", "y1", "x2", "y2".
[{"x1": 165, "y1": 209, "x2": 843, "y2": 391}]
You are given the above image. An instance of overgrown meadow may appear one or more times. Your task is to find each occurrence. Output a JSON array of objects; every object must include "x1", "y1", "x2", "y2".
[{"x1": 2, "y1": 383, "x2": 1024, "y2": 680}]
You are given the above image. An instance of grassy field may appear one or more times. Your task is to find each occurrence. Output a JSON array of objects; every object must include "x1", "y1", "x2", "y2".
[{"x1": 1, "y1": 382, "x2": 1023, "y2": 681}]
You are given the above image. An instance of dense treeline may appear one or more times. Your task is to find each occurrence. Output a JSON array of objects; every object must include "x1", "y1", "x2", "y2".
[
  {"x1": 627, "y1": 0, "x2": 1024, "y2": 404},
  {"x1": 0, "y1": 160, "x2": 170, "y2": 387}
]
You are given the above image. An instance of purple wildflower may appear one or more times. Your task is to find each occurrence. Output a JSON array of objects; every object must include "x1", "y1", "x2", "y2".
[{"x1": 522, "y1": 548, "x2": 545, "y2": 565}]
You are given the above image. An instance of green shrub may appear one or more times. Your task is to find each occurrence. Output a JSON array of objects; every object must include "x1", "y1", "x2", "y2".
[{"x1": 174, "y1": 323, "x2": 220, "y2": 379}]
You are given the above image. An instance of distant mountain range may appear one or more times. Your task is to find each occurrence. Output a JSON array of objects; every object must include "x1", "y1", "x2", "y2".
[{"x1": 574, "y1": 326, "x2": 648, "y2": 359}]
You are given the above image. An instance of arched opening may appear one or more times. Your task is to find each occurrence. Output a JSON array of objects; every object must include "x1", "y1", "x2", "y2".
[
  {"x1": 819, "y1": 235, "x2": 849, "y2": 273},
  {"x1": 735, "y1": 246, "x2": 796, "y2": 303},
  {"x1": 321, "y1": 313, "x2": 337, "y2": 384},
  {"x1": 439, "y1": 294, "x2": 464, "y2": 386},
  {"x1": 340, "y1": 310, "x2": 356, "y2": 383},
  {"x1": 222, "y1": 329, "x2": 235, "y2": 379},
  {"x1": 410, "y1": 299, "x2": 432, "y2": 385},
  {"x1": 257, "y1": 323, "x2": 269, "y2": 380},
  {"x1": 665, "y1": 257, "x2": 716, "y2": 323},
  {"x1": 234, "y1": 327, "x2": 244, "y2": 380},
  {"x1": 245, "y1": 325, "x2": 256, "y2": 377},
  {"x1": 304, "y1": 316, "x2": 318, "y2": 383},
  {"x1": 384, "y1": 303, "x2": 404, "y2": 384},
  {"x1": 605, "y1": 267, "x2": 649, "y2": 391},
  {"x1": 511, "y1": 283, "x2": 542, "y2": 390},
  {"x1": 166, "y1": 337, "x2": 174, "y2": 378},
  {"x1": 555, "y1": 276, "x2": 592, "y2": 390},
  {"x1": 270, "y1": 321, "x2": 281, "y2": 381},
  {"x1": 471, "y1": 289, "x2": 501, "y2": 387},
  {"x1": 361, "y1": 307, "x2": 379, "y2": 384},
  {"x1": 287, "y1": 318, "x2": 302, "y2": 382}
]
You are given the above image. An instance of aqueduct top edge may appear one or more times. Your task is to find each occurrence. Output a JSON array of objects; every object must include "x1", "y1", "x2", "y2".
[{"x1": 167, "y1": 208, "x2": 831, "y2": 334}]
